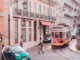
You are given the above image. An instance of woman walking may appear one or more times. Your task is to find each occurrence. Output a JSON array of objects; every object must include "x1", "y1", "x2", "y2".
[{"x1": 38, "y1": 40, "x2": 44, "y2": 54}]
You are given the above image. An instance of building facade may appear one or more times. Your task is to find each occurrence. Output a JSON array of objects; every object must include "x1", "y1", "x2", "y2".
[
  {"x1": 0, "y1": 0, "x2": 4, "y2": 50},
  {"x1": 6, "y1": 0, "x2": 56, "y2": 49},
  {"x1": 56, "y1": 0, "x2": 80, "y2": 30}
]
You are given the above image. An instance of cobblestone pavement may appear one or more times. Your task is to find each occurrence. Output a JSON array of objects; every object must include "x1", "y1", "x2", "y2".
[{"x1": 27, "y1": 43, "x2": 80, "y2": 60}]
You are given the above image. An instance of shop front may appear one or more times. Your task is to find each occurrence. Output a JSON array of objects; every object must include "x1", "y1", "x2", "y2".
[{"x1": 40, "y1": 21, "x2": 52, "y2": 40}]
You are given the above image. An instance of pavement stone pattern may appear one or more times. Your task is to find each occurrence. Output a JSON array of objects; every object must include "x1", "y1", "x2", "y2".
[{"x1": 27, "y1": 43, "x2": 80, "y2": 60}]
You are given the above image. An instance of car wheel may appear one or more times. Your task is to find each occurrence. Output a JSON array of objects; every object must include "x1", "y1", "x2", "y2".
[
  {"x1": 1, "y1": 56, "x2": 4, "y2": 60},
  {"x1": 12, "y1": 57, "x2": 15, "y2": 60}
]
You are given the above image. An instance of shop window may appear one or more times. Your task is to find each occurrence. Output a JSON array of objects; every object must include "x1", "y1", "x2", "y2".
[{"x1": 15, "y1": 20, "x2": 18, "y2": 43}]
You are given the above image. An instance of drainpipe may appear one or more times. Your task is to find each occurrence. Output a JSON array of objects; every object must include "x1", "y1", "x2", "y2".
[{"x1": 8, "y1": 14, "x2": 10, "y2": 46}]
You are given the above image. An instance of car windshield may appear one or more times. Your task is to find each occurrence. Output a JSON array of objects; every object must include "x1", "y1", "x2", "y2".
[{"x1": 10, "y1": 46, "x2": 25, "y2": 53}]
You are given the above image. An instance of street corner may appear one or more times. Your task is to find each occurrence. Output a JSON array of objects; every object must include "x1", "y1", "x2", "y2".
[{"x1": 69, "y1": 39, "x2": 80, "y2": 53}]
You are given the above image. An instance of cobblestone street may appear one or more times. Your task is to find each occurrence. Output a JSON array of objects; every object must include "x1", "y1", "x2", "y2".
[{"x1": 27, "y1": 43, "x2": 80, "y2": 60}]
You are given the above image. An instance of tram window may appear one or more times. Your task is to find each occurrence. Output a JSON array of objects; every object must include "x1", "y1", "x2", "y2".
[
  {"x1": 52, "y1": 32, "x2": 54, "y2": 37},
  {"x1": 55, "y1": 32, "x2": 58, "y2": 38},
  {"x1": 59, "y1": 32, "x2": 63, "y2": 38},
  {"x1": 66, "y1": 32, "x2": 69, "y2": 39}
]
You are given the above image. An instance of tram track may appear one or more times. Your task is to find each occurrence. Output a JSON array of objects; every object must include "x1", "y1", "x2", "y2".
[{"x1": 52, "y1": 44, "x2": 80, "y2": 60}]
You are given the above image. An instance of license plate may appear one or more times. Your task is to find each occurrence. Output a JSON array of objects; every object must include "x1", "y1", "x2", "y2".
[{"x1": 22, "y1": 59, "x2": 27, "y2": 60}]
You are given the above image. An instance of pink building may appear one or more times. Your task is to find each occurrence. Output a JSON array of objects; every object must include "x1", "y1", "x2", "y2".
[{"x1": 3, "y1": 0, "x2": 56, "y2": 49}]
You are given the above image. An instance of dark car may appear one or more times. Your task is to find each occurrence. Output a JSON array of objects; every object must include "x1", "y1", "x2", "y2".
[
  {"x1": 43, "y1": 34, "x2": 51, "y2": 43},
  {"x1": 1, "y1": 46, "x2": 31, "y2": 60}
]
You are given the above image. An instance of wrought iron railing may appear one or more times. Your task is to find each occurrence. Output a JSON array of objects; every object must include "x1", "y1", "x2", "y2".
[{"x1": 13, "y1": 8, "x2": 56, "y2": 21}]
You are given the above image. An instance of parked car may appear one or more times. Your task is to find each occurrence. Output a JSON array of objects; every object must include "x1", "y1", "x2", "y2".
[
  {"x1": 1, "y1": 46, "x2": 31, "y2": 60},
  {"x1": 43, "y1": 34, "x2": 51, "y2": 43}
]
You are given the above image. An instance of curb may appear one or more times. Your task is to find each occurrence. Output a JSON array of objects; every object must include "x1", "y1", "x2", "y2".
[{"x1": 68, "y1": 45, "x2": 80, "y2": 53}]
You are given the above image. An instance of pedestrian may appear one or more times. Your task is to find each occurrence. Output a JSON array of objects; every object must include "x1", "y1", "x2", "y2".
[
  {"x1": 20, "y1": 41, "x2": 23, "y2": 47},
  {"x1": 38, "y1": 40, "x2": 44, "y2": 54}
]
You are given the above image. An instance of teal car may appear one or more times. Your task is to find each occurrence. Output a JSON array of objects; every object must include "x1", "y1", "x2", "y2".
[{"x1": 1, "y1": 46, "x2": 31, "y2": 60}]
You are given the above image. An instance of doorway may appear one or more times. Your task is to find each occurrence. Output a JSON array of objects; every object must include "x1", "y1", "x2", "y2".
[
  {"x1": 34, "y1": 21, "x2": 37, "y2": 41},
  {"x1": 43, "y1": 25, "x2": 46, "y2": 37}
]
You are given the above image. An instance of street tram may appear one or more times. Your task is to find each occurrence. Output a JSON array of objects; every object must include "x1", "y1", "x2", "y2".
[{"x1": 51, "y1": 26, "x2": 71, "y2": 48}]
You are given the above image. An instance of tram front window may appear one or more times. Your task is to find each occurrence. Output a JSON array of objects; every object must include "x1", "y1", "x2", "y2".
[
  {"x1": 55, "y1": 32, "x2": 58, "y2": 38},
  {"x1": 59, "y1": 32, "x2": 63, "y2": 38}
]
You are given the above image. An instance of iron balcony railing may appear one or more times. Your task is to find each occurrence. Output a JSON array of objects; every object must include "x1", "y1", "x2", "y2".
[
  {"x1": 22, "y1": 10, "x2": 28, "y2": 17},
  {"x1": 42, "y1": 0, "x2": 56, "y2": 5},
  {"x1": 13, "y1": 8, "x2": 56, "y2": 21},
  {"x1": 35, "y1": 13, "x2": 39, "y2": 18},
  {"x1": 23, "y1": 0, "x2": 28, "y2": 5},
  {"x1": 13, "y1": 8, "x2": 22, "y2": 16}
]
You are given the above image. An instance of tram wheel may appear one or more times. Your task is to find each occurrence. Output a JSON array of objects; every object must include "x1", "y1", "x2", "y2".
[{"x1": 51, "y1": 45, "x2": 55, "y2": 49}]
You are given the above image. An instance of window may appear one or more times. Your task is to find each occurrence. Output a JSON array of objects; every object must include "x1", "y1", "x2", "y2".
[
  {"x1": 15, "y1": 0, "x2": 18, "y2": 8},
  {"x1": 39, "y1": 5, "x2": 41, "y2": 17},
  {"x1": 21, "y1": 20, "x2": 26, "y2": 42},
  {"x1": 55, "y1": 32, "x2": 58, "y2": 38},
  {"x1": 21, "y1": 20, "x2": 26, "y2": 27},
  {"x1": 59, "y1": 32, "x2": 63, "y2": 38},
  {"x1": 34, "y1": 3, "x2": 36, "y2": 17},
  {"x1": 21, "y1": 28, "x2": 26, "y2": 42},
  {"x1": 29, "y1": 28, "x2": 32, "y2": 41},
  {"x1": 15, "y1": 20, "x2": 18, "y2": 43},
  {"x1": 29, "y1": 21, "x2": 31, "y2": 27},
  {"x1": 29, "y1": 21, "x2": 32, "y2": 41},
  {"x1": 50, "y1": 9, "x2": 52, "y2": 17},
  {"x1": 28, "y1": 1, "x2": 31, "y2": 17},
  {"x1": 52, "y1": 9, "x2": 55, "y2": 17},
  {"x1": 52, "y1": 32, "x2": 54, "y2": 37},
  {"x1": 43, "y1": 6, "x2": 45, "y2": 15},
  {"x1": 47, "y1": 8, "x2": 49, "y2": 16},
  {"x1": 15, "y1": 0, "x2": 18, "y2": 13}
]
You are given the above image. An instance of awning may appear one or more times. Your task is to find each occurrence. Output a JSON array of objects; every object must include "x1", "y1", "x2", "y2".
[{"x1": 40, "y1": 21, "x2": 52, "y2": 26}]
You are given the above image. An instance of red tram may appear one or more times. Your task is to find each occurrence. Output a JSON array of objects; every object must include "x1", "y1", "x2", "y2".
[{"x1": 51, "y1": 27, "x2": 71, "y2": 48}]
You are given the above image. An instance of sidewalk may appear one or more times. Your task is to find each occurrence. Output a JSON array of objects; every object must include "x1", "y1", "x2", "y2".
[{"x1": 69, "y1": 39, "x2": 80, "y2": 52}]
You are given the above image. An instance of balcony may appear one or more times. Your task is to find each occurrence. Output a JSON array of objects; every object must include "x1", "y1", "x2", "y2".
[
  {"x1": 13, "y1": 9, "x2": 56, "y2": 21},
  {"x1": 35, "y1": 13, "x2": 39, "y2": 18},
  {"x1": 13, "y1": 8, "x2": 22, "y2": 16},
  {"x1": 22, "y1": 10, "x2": 28, "y2": 17},
  {"x1": 40, "y1": 14, "x2": 44, "y2": 19},
  {"x1": 41, "y1": 0, "x2": 56, "y2": 6},
  {"x1": 64, "y1": 0, "x2": 73, "y2": 9},
  {"x1": 44, "y1": 15, "x2": 48, "y2": 20},
  {"x1": 30, "y1": 12, "x2": 34, "y2": 17},
  {"x1": 52, "y1": 17, "x2": 56, "y2": 21},
  {"x1": 23, "y1": 0, "x2": 28, "y2": 5},
  {"x1": 48, "y1": 16, "x2": 50, "y2": 20}
]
